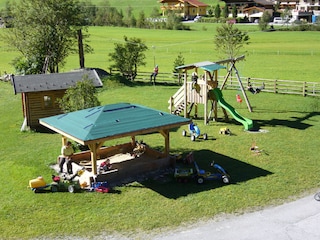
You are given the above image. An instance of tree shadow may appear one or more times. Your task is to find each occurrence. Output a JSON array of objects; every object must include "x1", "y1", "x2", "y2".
[
  {"x1": 140, "y1": 149, "x2": 273, "y2": 199},
  {"x1": 253, "y1": 111, "x2": 320, "y2": 130}
]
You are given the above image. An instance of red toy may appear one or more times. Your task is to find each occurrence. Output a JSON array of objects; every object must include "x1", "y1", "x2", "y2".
[{"x1": 236, "y1": 94, "x2": 242, "y2": 103}]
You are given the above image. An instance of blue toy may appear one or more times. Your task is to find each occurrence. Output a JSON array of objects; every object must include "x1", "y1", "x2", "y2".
[
  {"x1": 182, "y1": 122, "x2": 208, "y2": 141},
  {"x1": 194, "y1": 161, "x2": 230, "y2": 184},
  {"x1": 174, "y1": 152, "x2": 230, "y2": 184}
]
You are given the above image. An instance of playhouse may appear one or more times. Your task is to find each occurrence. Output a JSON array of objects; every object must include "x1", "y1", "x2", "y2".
[
  {"x1": 11, "y1": 69, "x2": 103, "y2": 130},
  {"x1": 168, "y1": 56, "x2": 253, "y2": 130}
]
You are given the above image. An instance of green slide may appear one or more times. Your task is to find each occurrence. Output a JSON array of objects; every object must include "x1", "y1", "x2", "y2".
[{"x1": 210, "y1": 88, "x2": 253, "y2": 131}]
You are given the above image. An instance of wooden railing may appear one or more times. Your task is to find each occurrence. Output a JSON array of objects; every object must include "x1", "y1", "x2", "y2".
[
  {"x1": 110, "y1": 70, "x2": 320, "y2": 97},
  {"x1": 222, "y1": 76, "x2": 320, "y2": 97}
]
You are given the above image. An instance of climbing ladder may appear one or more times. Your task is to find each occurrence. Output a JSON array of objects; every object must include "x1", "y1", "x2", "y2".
[{"x1": 168, "y1": 81, "x2": 208, "y2": 116}]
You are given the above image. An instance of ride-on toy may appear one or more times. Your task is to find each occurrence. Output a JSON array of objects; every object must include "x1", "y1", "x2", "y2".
[
  {"x1": 194, "y1": 161, "x2": 230, "y2": 184},
  {"x1": 182, "y1": 122, "x2": 208, "y2": 141},
  {"x1": 29, "y1": 168, "x2": 85, "y2": 193},
  {"x1": 174, "y1": 152, "x2": 230, "y2": 184}
]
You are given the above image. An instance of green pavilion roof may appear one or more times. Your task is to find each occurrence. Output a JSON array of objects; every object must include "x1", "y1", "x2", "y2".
[{"x1": 40, "y1": 103, "x2": 191, "y2": 145}]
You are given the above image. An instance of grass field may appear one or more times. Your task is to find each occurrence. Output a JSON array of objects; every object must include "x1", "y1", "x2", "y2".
[
  {"x1": 1, "y1": 25, "x2": 320, "y2": 83},
  {"x1": 1, "y1": 3, "x2": 320, "y2": 238},
  {"x1": 1, "y1": 77, "x2": 320, "y2": 238}
]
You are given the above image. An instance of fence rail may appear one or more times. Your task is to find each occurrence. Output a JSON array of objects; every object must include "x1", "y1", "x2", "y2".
[{"x1": 111, "y1": 71, "x2": 320, "y2": 97}]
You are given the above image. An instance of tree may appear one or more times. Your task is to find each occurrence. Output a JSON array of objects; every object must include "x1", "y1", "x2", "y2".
[
  {"x1": 223, "y1": 5, "x2": 229, "y2": 19},
  {"x1": 214, "y1": 22, "x2": 250, "y2": 59},
  {"x1": 232, "y1": 5, "x2": 238, "y2": 19},
  {"x1": 150, "y1": 7, "x2": 160, "y2": 18},
  {"x1": 214, "y1": 4, "x2": 221, "y2": 19},
  {"x1": 109, "y1": 36, "x2": 148, "y2": 81},
  {"x1": 259, "y1": 11, "x2": 271, "y2": 31},
  {"x1": 137, "y1": 10, "x2": 147, "y2": 28},
  {"x1": 166, "y1": 10, "x2": 183, "y2": 30},
  {"x1": 5, "y1": 0, "x2": 90, "y2": 74},
  {"x1": 57, "y1": 75, "x2": 101, "y2": 113},
  {"x1": 173, "y1": 52, "x2": 185, "y2": 84}
]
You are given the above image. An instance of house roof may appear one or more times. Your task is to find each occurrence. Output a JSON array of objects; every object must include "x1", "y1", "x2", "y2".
[
  {"x1": 223, "y1": 0, "x2": 274, "y2": 6},
  {"x1": 39, "y1": 103, "x2": 191, "y2": 145},
  {"x1": 11, "y1": 69, "x2": 103, "y2": 94},
  {"x1": 176, "y1": 61, "x2": 226, "y2": 72},
  {"x1": 159, "y1": 0, "x2": 208, "y2": 7}
]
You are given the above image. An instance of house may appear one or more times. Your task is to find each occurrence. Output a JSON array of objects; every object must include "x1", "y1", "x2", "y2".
[
  {"x1": 223, "y1": 0, "x2": 274, "y2": 21},
  {"x1": 11, "y1": 69, "x2": 103, "y2": 131},
  {"x1": 291, "y1": 0, "x2": 320, "y2": 22},
  {"x1": 159, "y1": 0, "x2": 208, "y2": 19},
  {"x1": 223, "y1": 0, "x2": 320, "y2": 22}
]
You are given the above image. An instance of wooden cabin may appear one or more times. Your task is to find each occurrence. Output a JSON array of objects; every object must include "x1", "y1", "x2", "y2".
[{"x1": 11, "y1": 69, "x2": 103, "y2": 130}]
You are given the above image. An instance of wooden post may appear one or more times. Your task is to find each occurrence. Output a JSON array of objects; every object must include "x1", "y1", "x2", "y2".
[
  {"x1": 204, "y1": 70, "x2": 208, "y2": 124},
  {"x1": 88, "y1": 142, "x2": 104, "y2": 175},
  {"x1": 234, "y1": 64, "x2": 252, "y2": 112},
  {"x1": 77, "y1": 29, "x2": 85, "y2": 69},
  {"x1": 169, "y1": 97, "x2": 173, "y2": 114},
  {"x1": 303, "y1": 82, "x2": 306, "y2": 96},
  {"x1": 61, "y1": 136, "x2": 67, "y2": 148},
  {"x1": 160, "y1": 130, "x2": 170, "y2": 156},
  {"x1": 184, "y1": 72, "x2": 188, "y2": 118}
]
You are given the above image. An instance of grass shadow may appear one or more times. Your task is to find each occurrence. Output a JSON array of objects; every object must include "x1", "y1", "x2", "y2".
[
  {"x1": 254, "y1": 111, "x2": 320, "y2": 130},
  {"x1": 140, "y1": 149, "x2": 273, "y2": 199}
]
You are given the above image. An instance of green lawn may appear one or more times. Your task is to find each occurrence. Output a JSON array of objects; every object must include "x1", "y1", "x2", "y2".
[{"x1": 1, "y1": 77, "x2": 320, "y2": 238}]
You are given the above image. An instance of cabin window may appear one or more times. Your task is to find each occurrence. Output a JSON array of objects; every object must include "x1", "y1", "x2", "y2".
[{"x1": 43, "y1": 95, "x2": 53, "y2": 108}]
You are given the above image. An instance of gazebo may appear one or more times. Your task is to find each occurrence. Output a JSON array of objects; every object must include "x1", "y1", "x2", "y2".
[{"x1": 40, "y1": 103, "x2": 191, "y2": 182}]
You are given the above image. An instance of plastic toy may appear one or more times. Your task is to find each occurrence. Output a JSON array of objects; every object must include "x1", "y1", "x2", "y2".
[
  {"x1": 182, "y1": 123, "x2": 208, "y2": 141},
  {"x1": 50, "y1": 173, "x2": 82, "y2": 193},
  {"x1": 174, "y1": 152, "x2": 230, "y2": 184},
  {"x1": 131, "y1": 140, "x2": 147, "y2": 157},
  {"x1": 29, "y1": 169, "x2": 85, "y2": 193},
  {"x1": 91, "y1": 182, "x2": 110, "y2": 193},
  {"x1": 236, "y1": 94, "x2": 242, "y2": 103},
  {"x1": 219, "y1": 127, "x2": 231, "y2": 135},
  {"x1": 194, "y1": 161, "x2": 230, "y2": 184},
  {"x1": 174, "y1": 167, "x2": 194, "y2": 182},
  {"x1": 98, "y1": 159, "x2": 112, "y2": 174}
]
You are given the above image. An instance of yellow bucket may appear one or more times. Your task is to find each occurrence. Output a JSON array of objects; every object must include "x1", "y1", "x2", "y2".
[{"x1": 29, "y1": 176, "x2": 46, "y2": 188}]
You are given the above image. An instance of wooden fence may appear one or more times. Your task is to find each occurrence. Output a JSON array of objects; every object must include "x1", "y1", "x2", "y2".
[{"x1": 130, "y1": 71, "x2": 320, "y2": 97}]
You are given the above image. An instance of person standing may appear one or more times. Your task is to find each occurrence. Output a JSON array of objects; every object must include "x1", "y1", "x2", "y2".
[
  {"x1": 59, "y1": 141, "x2": 74, "y2": 174},
  {"x1": 150, "y1": 65, "x2": 159, "y2": 83}
]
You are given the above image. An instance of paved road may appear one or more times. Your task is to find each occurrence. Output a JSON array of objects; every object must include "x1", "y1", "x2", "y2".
[{"x1": 153, "y1": 193, "x2": 320, "y2": 240}]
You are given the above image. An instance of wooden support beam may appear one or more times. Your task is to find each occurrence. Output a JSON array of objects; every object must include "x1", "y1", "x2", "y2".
[
  {"x1": 183, "y1": 72, "x2": 188, "y2": 118},
  {"x1": 204, "y1": 71, "x2": 208, "y2": 124},
  {"x1": 159, "y1": 129, "x2": 170, "y2": 156},
  {"x1": 88, "y1": 142, "x2": 103, "y2": 175}
]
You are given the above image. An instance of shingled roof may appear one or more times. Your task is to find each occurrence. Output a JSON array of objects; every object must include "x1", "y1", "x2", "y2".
[{"x1": 11, "y1": 69, "x2": 103, "y2": 94}]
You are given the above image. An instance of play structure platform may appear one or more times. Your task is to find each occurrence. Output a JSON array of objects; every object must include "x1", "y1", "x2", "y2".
[{"x1": 168, "y1": 57, "x2": 254, "y2": 131}]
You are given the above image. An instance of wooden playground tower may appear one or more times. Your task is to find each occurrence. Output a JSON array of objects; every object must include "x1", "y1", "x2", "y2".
[{"x1": 168, "y1": 55, "x2": 252, "y2": 125}]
